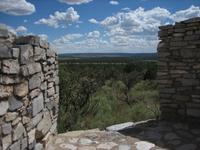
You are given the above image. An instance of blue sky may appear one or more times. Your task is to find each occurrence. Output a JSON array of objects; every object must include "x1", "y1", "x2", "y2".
[{"x1": 0, "y1": 0, "x2": 200, "y2": 53}]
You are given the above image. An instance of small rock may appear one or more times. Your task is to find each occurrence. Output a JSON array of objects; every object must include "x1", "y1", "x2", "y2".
[
  {"x1": 106, "y1": 122, "x2": 135, "y2": 131},
  {"x1": 119, "y1": 145, "x2": 131, "y2": 150},
  {"x1": 10, "y1": 140, "x2": 21, "y2": 150},
  {"x1": 135, "y1": 141, "x2": 155, "y2": 150},
  {"x1": 68, "y1": 138, "x2": 79, "y2": 144},
  {"x1": 29, "y1": 74, "x2": 41, "y2": 90},
  {"x1": 97, "y1": 142, "x2": 118, "y2": 149},
  {"x1": 79, "y1": 138, "x2": 93, "y2": 145},
  {"x1": 59, "y1": 143, "x2": 77, "y2": 150},
  {"x1": 21, "y1": 138, "x2": 28, "y2": 150},
  {"x1": 79, "y1": 146, "x2": 96, "y2": 150},
  {"x1": 28, "y1": 129, "x2": 36, "y2": 144},
  {"x1": 19, "y1": 44, "x2": 33, "y2": 64}
]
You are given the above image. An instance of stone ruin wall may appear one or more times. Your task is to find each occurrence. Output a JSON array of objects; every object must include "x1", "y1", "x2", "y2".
[
  {"x1": 158, "y1": 17, "x2": 200, "y2": 122},
  {"x1": 0, "y1": 26, "x2": 59, "y2": 150}
]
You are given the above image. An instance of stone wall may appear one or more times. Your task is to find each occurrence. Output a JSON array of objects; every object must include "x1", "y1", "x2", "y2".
[
  {"x1": 0, "y1": 26, "x2": 59, "y2": 150},
  {"x1": 158, "y1": 17, "x2": 200, "y2": 122}
]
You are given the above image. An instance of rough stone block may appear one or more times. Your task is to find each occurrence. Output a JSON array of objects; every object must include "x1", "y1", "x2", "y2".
[
  {"x1": 32, "y1": 93, "x2": 44, "y2": 116},
  {"x1": 8, "y1": 96, "x2": 23, "y2": 111},
  {"x1": 36, "y1": 111, "x2": 52, "y2": 139},
  {"x1": 29, "y1": 74, "x2": 41, "y2": 90},
  {"x1": 5, "y1": 112, "x2": 18, "y2": 122},
  {"x1": 0, "y1": 101, "x2": 9, "y2": 116},
  {"x1": 19, "y1": 44, "x2": 33, "y2": 64},
  {"x1": 2, "y1": 59, "x2": 20, "y2": 74},
  {"x1": 2, "y1": 123, "x2": 12, "y2": 135},
  {"x1": 9, "y1": 140, "x2": 21, "y2": 150},
  {"x1": 34, "y1": 46, "x2": 46, "y2": 61},
  {"x1": 14, "y1": 81, "x2": 28, "y2": 97},
  {"x1": 13, "y1": 122, "x2": 25, "y2": 141},
  {"x1": 2, "y1": 134, "x2": 12, "y2": 150},
  {"x1": 0, "y1": 44, "x2": 12, "y2": 58}
]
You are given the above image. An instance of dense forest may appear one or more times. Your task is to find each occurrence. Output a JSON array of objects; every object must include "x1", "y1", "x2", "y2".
[{"x1": 58, "y1": 57, "x2": 159, "y2": 133}]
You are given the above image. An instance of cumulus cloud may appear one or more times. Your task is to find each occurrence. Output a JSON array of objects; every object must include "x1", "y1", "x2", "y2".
[
  {"x1": 110, "y1": 1, "x2": 119, "y2": 5},
  {"x1": 88, "y1": 18, "x2": 99, "y2": 24},
  {"x1": 39, "y1": 34, "x2": 48, "y2": 40},
  {"x1": 171, "y1": 5, "x2": 200, "y2": 22},
  {"x1": 87, "y1": 31, "x2": 100, "y2": 38},
  {"x1": 58, "y1": 0, "x2": 93, "y2": 5},
  {"x1": 0, "y1": 0, "x2": 35, "y2": 16},
  {"x1": 35, "y1": 7, "x2": 80, "y2": 28},
  {"x1": 53, "y1": 5, "x2": 200, "y2": 53},
  {"x1": 16, "y1": 26, "x2": 27, "y2": 34}
]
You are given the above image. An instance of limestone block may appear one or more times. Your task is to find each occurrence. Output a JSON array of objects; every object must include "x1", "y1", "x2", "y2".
[
  {"x1": 5, "y1": 112, "x2": 18, "y2": 122},
  {"x1": 9, "y1": 140, "x2": 21, "y2": 150},
  {"x1": 32, "y1": 93, "x2": 44, "y2": 116},
  {"x1": 2, "y1": 134, "x2": 12, "y2": 150},
  {"x1": 36, "y1": 111, "x2": 52, "y2": 139},
  {"x1": 30, "y1": 88, "x2": 41, "y2": 99},
  {"x1": 19, "y1": 44, "x2": 33, "y2": 64},
  {"x1": 2, "y1": 59, "x2": 20, "y2": 74},
  {"x1": 47, "y1": 87, "x2": 55, "y2": 97},
  {"x1": 0, "y1": 44, "x2": 12, "y2": 58},
  {"x1": 0, "y1": 101, "x2": 9, "y2": 116},
  {"x1": 8, "y1": 96, "x2": 23, "y2": 111},
  {"x1": 13, "y1": 122, "x2": 25, "y2": 141},
  {"x1": 21, "y1": 138, "x2": 28, "y2": 150},
  {"x1": 34, "y1": 46, "x2": 46, "y2": 61},
  {"x1": 14, "y1": 81, "x2": 28, "y2": 97},
  {"x1": 21, "y1": 62, "x2": 42, "y2": 76},
  {"x1": 15, "y1": 36, "x2": 40, "y2": 46},
  {"x1": 29, "y1": 74, "x2": 41, "y2": 90},
  {"x1": 28, "y1": 128, "x2": 36, "y2": 144},
  {"x1": 12, "y1": 47, "x2": 20, "y2": 58},
  {"x1": 2, "y1": 123, "x2": 12, "y2": 135},
  {"x1": 0, "y1": 75, "x2": 21, "y2": 84}
]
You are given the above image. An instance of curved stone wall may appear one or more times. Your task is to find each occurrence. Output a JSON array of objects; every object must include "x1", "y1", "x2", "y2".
[
  {"x1": 0, "y1": 26, "x2": 59, "y2": 150},
  {"x1": 158, "y1": 17, "x2": 200, "y2": 122}
]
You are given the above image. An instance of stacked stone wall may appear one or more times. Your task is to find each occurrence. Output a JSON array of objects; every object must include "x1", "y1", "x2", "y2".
[
  {"x1": 158, "y1": 17, "x2": 200, "y2": 121},
  {"x1": 0, "y1": 26, "x2": 59, "y2": 150}
]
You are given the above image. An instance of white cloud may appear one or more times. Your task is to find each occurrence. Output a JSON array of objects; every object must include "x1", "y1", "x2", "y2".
[
  {"x1": 87, "y1": 31, "x2": 100, "y2": 38},
  {"x1": 58, "y1": 0, "x2": 93, "y2": 5},
  {"x1": 16, "y1": 26, "x2": 27, "y2": 34},
  {"x1": 39, "y1": 34, "x2": 48, "y2": 41},
  {"x1": 35, "y1": 7, "x2": 80, "y2": 28},
  {"x1": 110, "y1": 1, "x2": 119, "y2": 5},
  {"x1": 171, "y1": 5, "x2": 200, "y2": 22},
  {"x1": 0, "y1": 0, "x2": 35, "y2": 16},
  {"x1": 88, "y1": 18, "x2": 98, "y2": 24},
  {"x1": 40, "y1": 5, "x2": 200, "y2": 53}
]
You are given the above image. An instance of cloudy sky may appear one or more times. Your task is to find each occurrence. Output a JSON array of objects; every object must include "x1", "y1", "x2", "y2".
[{"x1": 0, "y1": 0, "x2": 200, "y2": 53}]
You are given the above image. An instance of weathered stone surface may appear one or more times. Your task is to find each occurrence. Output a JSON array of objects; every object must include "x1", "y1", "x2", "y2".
[
  {"x1": 34, "y1": 143, "x2": 43, "y2": 150},
  {"x1": 12, "y1": 117, "x2": 21, "y2": 126},
  {"x1": 13, "y1": 122, "x2": 25, "y2": 141},
  {"x1": 135, "y1": 141, "x2": 155, "y2": 150},
  {"x1": 15, "y1": 36, "x2": 40, "y2": 46},
  {"x1": 12, "y1": 47, "x2": 19, "y2": 58},
  {"x1": 14, "y1": 81, "x2": 28, "y2": 97},
  {"x1": 2, "y1": 123, "x2": 12, "y2": 135},
  {"x1": 106, "y1": 122, "x2": 135, "y2": 131},
  {"x1": 176, "y1": 144, "x2": 197, "y2": 150},
  {"x1": 9, "y1": 96, "x2": 23, "y2": 111},
  {"x1": 28, "y1": 129, "x2": 36, "y2": 144},
  {"x1": 47, "y1": 87, "x2": 55, "y2": 97},
  {"x1": 0, "y1": 44, "x2": 12, "y2": 58},
  {"x1": 97, "y1": 142, "x2": 118, "y2": 149},
  {"x1": 9, "y1": 140, "x2": 21, "y2": 150},
  {"x1": 21, "y1": 138, "x2": 28, "y2": 150},
  {"x1": 5, "y1": 112, "x2": 18, "y2": 121},
  {"x1": 187, "y1": 109, "x2": 200, "y2": 117},
  {"x1": 29, "y1": 74, "x2": 41, "y2": 90},
  {"x1": 34, "y1": 46, "x2": 46, "y2": 61},
  {"x1": 2, "y1": 59, "x2": 20, "y2": 74},
  {"x1": 0, "y1": 75, "x2": 21, "y2": 84},
  {"x1": 0, "y1": 85, "x2": 13, "y2": 98},
  {"x1": 2, "y1": 134, "x2": 12, "y2": 150},
  {"x1": 21, "y1": 62, "x2": 42, "y2": 76},
  {"x1": 32, "y1": 93, "x2": 44, "y2": 116},
  {"x1": 0, "y1": 101, "x2": 9, "y2": 116},
  {"x1": 30, "y1": 89, "x2": 41, "y2": 99},
  {"x1": 36, "y1": 111, "x2": 52, "y2": 139}
]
